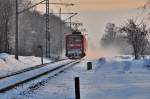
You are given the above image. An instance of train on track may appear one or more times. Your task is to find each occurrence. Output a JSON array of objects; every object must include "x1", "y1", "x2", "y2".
[{"x1": 65, "y1": 31, "x2": 87, "y2": 59}]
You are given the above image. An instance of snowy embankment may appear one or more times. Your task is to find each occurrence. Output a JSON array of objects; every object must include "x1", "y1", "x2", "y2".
[
  {"x1": 1, "y1": 55, "x2": 150, "y2": 99},
  {"x1": 0, "y1": 53, "x2": 51, "y2": 76},
  {"x1": 0, "y1": 60, "x2": 74, "y2": 92},
  {"x1": 29, "y1": 56, "x2": 150, "y2": 99},
  {"x1": 79, "y1": 56, "x2": 150, "y2": 99}
]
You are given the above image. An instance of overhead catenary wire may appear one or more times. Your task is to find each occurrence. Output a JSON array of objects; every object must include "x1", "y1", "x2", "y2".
[
  {"x1": 18, "y1": 0, "x2": 46, "y2": 14},
  {"x1": 135, "y1": 0, "x2": 150, "y2": 23},
  {"x1": 15, "y1": 0, "x2": 77, "y2": 59},
  {"x1": 15, "y1": 0, "x2": 46, "y2": 60}
]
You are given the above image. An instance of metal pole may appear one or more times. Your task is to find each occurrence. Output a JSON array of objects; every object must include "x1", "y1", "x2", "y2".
[
  {"x1": 45, "y1": 0, "x2": 47, "y2": 57},
  {"x1": 14, "y1": 0, "x2": 75, "y2": 59},
  {"x1": 45, "y1": 0, "x2": 50, "y2": 58},
  {"x1": 41, "y1": 47, "x2": 44, "y2": 65},
  {"x1": 59, "y1": 8, "x2": 62, "y2": 59},
  {"x1": 70, "y1": 17, "x2": 72, "y2": 30},
  {"x1": 14, "y1": 0, "x2": 49, "y2": 60},
  {"x1": 48, "y1": 0, "x2": 50, "y2": 58},
  {"x1": 38, "y1": 45, "x2": 43, "y2": 65},
  {"x1": 15, "y1": 0, "x2": 19, "y2": 60},
  {"x1": 75, "y1": 77, "x2": 80, "y2": 99}
]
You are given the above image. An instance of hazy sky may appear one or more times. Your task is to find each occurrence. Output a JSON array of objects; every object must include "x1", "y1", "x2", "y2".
[
  {"x1": 36, "y1": 0, "x2": 147, "y2": 58},
  {"x1": 47, "y1": 0, "x2": 146, "y2": 47}
]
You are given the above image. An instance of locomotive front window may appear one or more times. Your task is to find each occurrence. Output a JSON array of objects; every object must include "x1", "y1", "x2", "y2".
[{"x1": 67, "y1": 35, "x2": 82, "y2": 44}]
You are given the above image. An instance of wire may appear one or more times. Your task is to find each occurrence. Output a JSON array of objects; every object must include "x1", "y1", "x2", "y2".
[
  {"x1": 19, "y1": 0, "x2": 46, "y2": 14},
  {"x1": 135, "y1": 0, "x2": 150, "y2": 22}
]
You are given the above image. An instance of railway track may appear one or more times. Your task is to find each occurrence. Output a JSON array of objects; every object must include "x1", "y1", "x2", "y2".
[
  {"x1": 0, "y1": 60, "x2": 80, "y2": 93},
  {"x1": 0, "y1": 59, "x2": 67, "y2": 80}
]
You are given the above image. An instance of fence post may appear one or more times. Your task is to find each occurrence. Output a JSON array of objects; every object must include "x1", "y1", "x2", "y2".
[
  {"x1": 38, "y1": 45, "x2": 43, "y2": 65},
  {"x1": 75, "y1": 77, "x2": 80, "y2": 99}
]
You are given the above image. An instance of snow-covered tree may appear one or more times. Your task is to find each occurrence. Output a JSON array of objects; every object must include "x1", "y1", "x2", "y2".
[{"x1": 120, "y1": 19, "x2": 149, "y2": 59}]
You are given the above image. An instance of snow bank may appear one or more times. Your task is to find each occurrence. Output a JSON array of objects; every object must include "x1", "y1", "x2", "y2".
[
  {"x1": 0, "y1": 53, "x2": 9, "y2": 60},
  {"x1": 92, "y1": 55, "x2": 150, "y2": 73},
  {"x1": 1, "y1": 56, "x2": 150, "y2": 99},
  {"x1": 0, "y1": 53, "x2": 51, "y2": 76}
]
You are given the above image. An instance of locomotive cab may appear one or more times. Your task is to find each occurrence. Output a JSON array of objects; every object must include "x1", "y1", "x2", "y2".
[{"x1": 65, "y1": 31, "x2": 86, "y2": 59}]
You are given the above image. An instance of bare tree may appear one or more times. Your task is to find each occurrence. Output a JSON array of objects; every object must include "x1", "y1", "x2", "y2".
[
  {"x1": 0, "y1": 0, "x2": 13, "y2": 53},
  {"x1": 101, "y1": 23, "x2": 118, "y2": 47},
  {"x1": 120, "y1": 19, "x2": 149, "y2": 59}
]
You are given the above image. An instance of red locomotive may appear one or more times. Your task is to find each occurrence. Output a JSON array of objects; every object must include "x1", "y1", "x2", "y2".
[{"x1": 65, "y1": 31, "x2": 86, "y2": 59}]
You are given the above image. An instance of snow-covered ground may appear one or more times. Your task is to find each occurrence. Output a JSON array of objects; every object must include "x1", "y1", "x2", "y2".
[
  {"x1": 0, "y1": 60, "x2": 73, "y2": 91},
  {"x1": 0, "y1": 53, "x2": 51, "y2": 76},
  {"x1": 1, "y1": 56, "x2": 150, "y2": 99}
]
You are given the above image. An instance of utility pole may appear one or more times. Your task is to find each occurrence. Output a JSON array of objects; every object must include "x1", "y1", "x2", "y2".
[
  {"x1": 43, "y1": 2, "x2": 75, "y2": 59},
  {"x1": 48, "y1": 12, "x2": 77, "y2": 59},
  {"x1": 15, "y1": 0, "x2": 47, "y2": 60},
  {"x1": 15, "y1": 0, "x2": 19, "y2": 60},
  {"x1": 59, "y1": 8, "x2": 62, "y2": 59},
  {"x1": 14, "y1": 0, "x2": 75, "y2": 60},
  {"x1": 45, "y1": 0, "x2": 50, "y2": 58}
]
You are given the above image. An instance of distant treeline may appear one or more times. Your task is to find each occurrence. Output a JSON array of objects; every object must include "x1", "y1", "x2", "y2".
[
  {"x1": 101, "y1": 21, "x2": 150, "y2": 59},
  {"x1": 0, "y1": 0, "x2": 71, "y2": 58}
]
